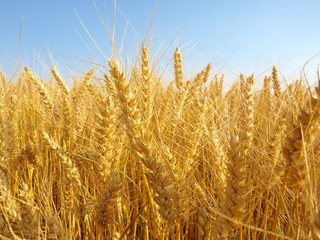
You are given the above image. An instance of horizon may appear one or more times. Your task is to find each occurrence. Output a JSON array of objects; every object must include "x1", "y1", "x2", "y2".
[{"x1": 1, "y1": 0, "x2": 320, "y2": 87}]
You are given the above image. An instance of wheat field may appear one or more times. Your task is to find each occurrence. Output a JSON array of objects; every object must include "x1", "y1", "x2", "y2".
[{"x1": 0, "y1": 45, "x2": 320, "y2": 239}]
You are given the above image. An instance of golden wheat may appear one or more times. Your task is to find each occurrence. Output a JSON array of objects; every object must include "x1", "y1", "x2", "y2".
[{"x1": 0, "y1": 43, "x2": 319, "y2": 240}]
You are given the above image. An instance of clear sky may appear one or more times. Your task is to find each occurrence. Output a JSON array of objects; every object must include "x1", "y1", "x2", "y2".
[{"x1": 1, "y1": 0, "x2": 320, "y2": 85}]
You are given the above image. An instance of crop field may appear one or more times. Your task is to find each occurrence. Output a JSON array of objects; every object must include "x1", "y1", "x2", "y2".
[{"x1": 1, "y1": 44, "x2": 320, "y2": 239}]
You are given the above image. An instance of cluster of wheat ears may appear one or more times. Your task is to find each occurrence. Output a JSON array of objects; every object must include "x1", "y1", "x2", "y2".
[{"x1": 1, "y1": 45, "x2": 320, "y2": 239}]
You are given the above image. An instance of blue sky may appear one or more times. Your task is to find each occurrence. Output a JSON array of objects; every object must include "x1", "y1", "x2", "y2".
[{"x1": 1, "y1": 0, "x2": 320, "y2": 85}]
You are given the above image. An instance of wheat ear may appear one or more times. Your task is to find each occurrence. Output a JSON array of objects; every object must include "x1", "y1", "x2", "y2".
[
  {"x1": 283, "y1": 100, "x2": 320, "y2": 191},
  {"x1": 272, "y1": 66, "x2": 282, "y2": 99},
  {"x1": 0, "y1": 71, "x2": 7, "y2": 89},
  {"x1": 223, "y1": 135, "x2": 248, "y2": 230},
  {"x1": 0, "y1": 177, "x2": 20, "y2": 239},
  {"x1": 25, "y1": 67, "x2": 54, "y2": 111},
  {"x1": 18, "y1": 183, "x2": 40, "y2": 238},
  {"x1": 51, "y1": 65, "x2": 70, "y2": 97},
  {"x1": 94, "y1": 174, "x2": 122, "y2": 226},
  {"x1": 84, "y1": 69, "x2": 96, "y2": 97},
  {"x1": 198, "y1": 203, "x2": 212, "y2": 240},
  {"x1": 240, "y1": 74, "x2": 255, "y2": 159},
  {"x1": 141, "y1": 45, "x2": 153, "y2": 126},
  {"x1": 104, "y1": 73, "x2": 118, "y2": 97},
  {"x1": 0, "y1": 93, "x2": 6, "y2": 163},
  {"x1": 41, "y1": 131, "x2": 80, "y2": 211},
  {"x1": 51, "y1": 65, "x2": 72, "y2": 141},
  {"x1": 202, "y1": 63, "x2": 211, "y2": 84},
  {"x1": 108, "y1": 59, "x2": 180, "y2": 236},
  {"x1": 94, "y1": 95, "x2": 117, "y2": 184},
  {"x1": 174, "y1": 47, "x2": 185, "y2": 92}
]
